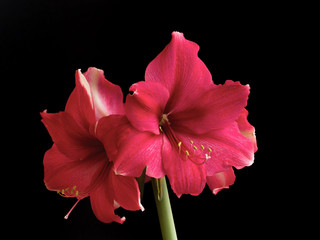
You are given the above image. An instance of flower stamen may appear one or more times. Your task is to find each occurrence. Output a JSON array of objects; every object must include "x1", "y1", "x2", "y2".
[
  {"x1": 159, "y1": 114, "x2": 211, "y2": 165},
  {"x1": 57, "y1": 185, "x2": 78, "y2": 197}
]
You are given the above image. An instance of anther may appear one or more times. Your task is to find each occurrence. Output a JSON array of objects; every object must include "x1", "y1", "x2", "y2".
[
  {"x1": 200, "y1": 145, "x2": 205, "y2": 150},
  {"x1": 193, "y1": 145, "x2": 198, "y2": 150},
  {"x1": 70, "y1": 185, "x2": 77, "y2": 194},
  {"x1": 185, "y1": 150, "x2": 190, "y2": 156},
  {"x1": 178, "y1": 142, "x2": 182, "y2": 148},
  {"x1": 208, "y1": 147, "x2": 212, "y2": 153},
  {"x1": 190, "y1": 140, "x2": 194, "y2": 145}
]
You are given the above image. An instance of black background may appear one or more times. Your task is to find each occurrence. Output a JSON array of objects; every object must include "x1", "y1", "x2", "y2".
[{"x1": 2, "y1": 0, "x2": 301, "y2": 239}]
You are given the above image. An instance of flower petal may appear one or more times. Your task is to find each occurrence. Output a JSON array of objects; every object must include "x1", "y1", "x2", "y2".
[
  {"x1": 41, "y1": 110, "x2": 103, "y2": 161},
  {"x1": 171, "y1": 81, "x2": 250, "y2": 134},
  {"x1": 145, "y1": 32, "x2": 213, "y2": 112},
  {"x1": 90, "y1": 175, "x2": 126, "y2": 224},
  {"x1": 206, "y1": 168, "x2": 236, "y2": 195},
  {"x1": 201, "y1": 123, "x2": 255, "y2": 175},
  {"x1": 162, "y1": 135, "x2": 206, "y2": 197},
  {"x1": 96, "y1": 115, "x2": 164, "y2": 178},
  {"x1": 43, "y1": 145, "x2": 107, "y2": 198},
  {"x1": 110, "y1": 171, "x2": 143, "y2": 211},
  {"x1": 84, "y1": 67, "x2": 125, "y2": 119},
  {"x1": 125, "y1": 81, "x2": 169, "y2": 135},
  {"x1": 65, "y1": 69, "x2": 96, "y2": 129},
  {"x1": 65, "y1": 68, "x2": 124, "y2": 130},
  {"x1": 236, "y1": 108, "x2": 258, "y2": 152}
]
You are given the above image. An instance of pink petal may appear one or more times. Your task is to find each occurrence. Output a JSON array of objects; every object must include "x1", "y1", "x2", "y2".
[
  {"x1": 171, "y1": 81, "x2": 250, "y2": 134},
  {"x1": 65, "y1": 69, "x2": 96, "y2": 129},
  {"x1": 110, "y1": 171, "x2": 143, "y2": 211},
  {"x1": 125, "y1": 81, "x2": 170, "y2": 135},
  {"x1": 201, "y1": 123, "x2": 255, "y2": 175},
  {"x1": 162, "y1": 135, "x2": 206, "y2": 197},
  {"x1": 206, "y1": 168, "x2": 236, "y2": 195},
  {"x1": 84, "y1": 67, "x2": 125, "y2": 119},
  {"x1": 145, "y1": 32, "x2": 213, "y2": 112},
  {"x1": 236, "y1": 108, "x2": 258, "y2": 152},
  {"x1": 96, "y1": 115, "x2": 165, "y2": 178},
  {"x1": 90, "y1": 174, "x2": 126, "y2": 224},
  {"x1": 65, "y1": 68, "x2": 124, "y2": 129},
  {"x1": 41, "y1": 110, "x2": 104, "y2": 161},
  {"x1": 43, "y1": 145, "x2": 107, "y2": 198}
]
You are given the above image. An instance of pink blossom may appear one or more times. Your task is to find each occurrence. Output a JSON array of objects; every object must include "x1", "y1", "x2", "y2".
[
  {"x1": 41, "y1": 67, "x2": 143, "y2": 223},
  {"x1": 97, "y1": 32, "x2": 257, "y2": 197}
]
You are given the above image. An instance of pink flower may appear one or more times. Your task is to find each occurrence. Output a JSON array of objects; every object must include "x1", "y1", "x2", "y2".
[
  {"x1": 41, "y1": 67, "x2": 143, "y2": 223},
  {"x1": 98, "y1": 32, "x2": 257, "y2": 197}
]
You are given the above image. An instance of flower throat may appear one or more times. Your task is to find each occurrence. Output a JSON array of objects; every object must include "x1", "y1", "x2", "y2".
[{"x1": 159, "y1": 114, "x2": 211, "y2": 165}]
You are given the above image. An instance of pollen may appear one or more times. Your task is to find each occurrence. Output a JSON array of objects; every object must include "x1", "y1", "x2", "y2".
[
  {"x1": 190, "y1": 140, "x2": 194, "y2": 145},
  {"x1": 185, "y1": 150, "x2": 190, "y2": 156},
  {"x1": 200, "y1": 145, "x2": 205, "y2": 150},
  {"x1": 178, "y1": 141, "x2": 182, "y2": 148},
  {"x1": 208, "y1": 147, "x2": 212, "y2": 153},
  {"x1": 193, "y1": 145, "x2": 198, "y2": 150}
]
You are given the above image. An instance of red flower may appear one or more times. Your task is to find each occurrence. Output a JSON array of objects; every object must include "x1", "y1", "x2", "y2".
[
  {"x1": 98, "y1": 32, "x2": 257, "y2": 197},
  {"x1": 41, "y1": 67, "x2": 143, "y2": 223}
]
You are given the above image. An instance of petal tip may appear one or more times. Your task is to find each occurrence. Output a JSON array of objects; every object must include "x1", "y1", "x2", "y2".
[
  {"x1": 212, "y1": 187, "x2": 228, "y2": 195},
  {"x1": 140, "y1": 203, "x2": 145, "y2": 212},
  {"x1": 120, "y1": 216, "x2": 126, "y2": 224},
  {"x1": 172, "y1": 31, "x2": 184, "y2": 38}
]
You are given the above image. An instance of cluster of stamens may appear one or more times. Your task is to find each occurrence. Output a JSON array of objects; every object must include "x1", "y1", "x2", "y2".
[
  {"x1": 57, "y1": 185, "x2": 79, "y2": 197},
  {"x1": 177, "y1": 139, "x2": 212, "y2": 165},
  {"x1": 159, "y1": 114, "x2": 212, "y2": 165}
]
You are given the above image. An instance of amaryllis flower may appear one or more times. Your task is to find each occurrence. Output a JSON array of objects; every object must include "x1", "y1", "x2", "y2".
[
  {"x1": 98, "y1": 32, "x2": 257, "y2": 197},
  {"x1": 41, "y1": 67, "x2": 143, "y2": 223}
]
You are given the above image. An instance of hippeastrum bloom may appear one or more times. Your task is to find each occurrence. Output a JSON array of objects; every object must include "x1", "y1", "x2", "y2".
[
  {"x1": 41, "y1": 67, "x2": 143, "y2": 223},
  {"x1": 98, "y1": 32, "x2": 257, "y2": 197}
]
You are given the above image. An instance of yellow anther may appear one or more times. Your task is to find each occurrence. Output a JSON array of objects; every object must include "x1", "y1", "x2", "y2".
[
  {"x1": 193, "y1": 145, "x2": 198, "y2": 150},
  {"x1": 185, "y1": 150, "x2": 190, "y2": 156},
  {"x1": 200, "y1": 145, "x2": 205, "y2": 150},
  {"x1": 208, "y1": 147, "x2": 212, "y2": 153},
  {"x1": 75, "y1": 191, "x2": 79, "y2": 197},
  {"x1": 178, "y1": 142, "x2": 182, "y2": 148},
  {"x1": 61, "y1": 189, "x2": 65, "y2": 194},
  {"x1": 71, "y1": 185, "x2": 77, "y2": 194},
  {"x1": 190, "y1": 140, "x2": 194, "y2": 145}
]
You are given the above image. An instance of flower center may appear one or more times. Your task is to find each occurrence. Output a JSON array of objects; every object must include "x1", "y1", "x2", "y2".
[{"x1": 159, "y1": 114, "x2": 212, "y2": 165}]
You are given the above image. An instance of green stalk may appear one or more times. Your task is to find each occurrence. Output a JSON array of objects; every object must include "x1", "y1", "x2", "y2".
[{"x1": 152, "y1": 177, "x2": 178, "y2": 240}]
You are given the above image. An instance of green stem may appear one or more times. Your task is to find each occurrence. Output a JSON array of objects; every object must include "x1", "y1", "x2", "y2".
[{"x1": 152, "y1": 177, "x2": 178, "y2": 240}]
